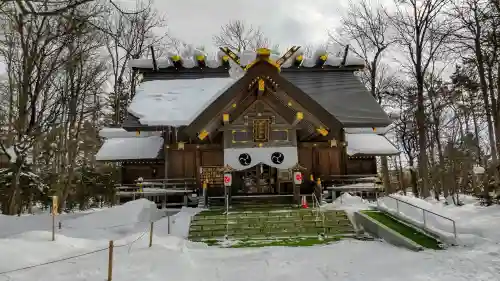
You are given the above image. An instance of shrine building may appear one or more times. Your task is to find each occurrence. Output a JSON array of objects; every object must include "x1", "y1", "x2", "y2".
[{"x1": 95, "y1": 46, "x2": 399, "y2": 207}]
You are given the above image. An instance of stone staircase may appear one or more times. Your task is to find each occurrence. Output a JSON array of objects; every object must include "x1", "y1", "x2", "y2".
[{"x1": 188, "y1": 208, "x2": 355, "y2": 241}]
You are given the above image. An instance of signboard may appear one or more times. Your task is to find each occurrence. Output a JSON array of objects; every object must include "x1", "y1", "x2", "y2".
[
  {"x1": 200, "y1": 166, "x2": 224, "y2": 184},
  {"x1": 224, "y1": 173, "x2": 232, "y2": 186},
  {"x1": 52, "y1": 196, "x2": 58, "y2": 215},
  {"x1": 293, "y1": 171, "x2": 303, "y2": 184}
]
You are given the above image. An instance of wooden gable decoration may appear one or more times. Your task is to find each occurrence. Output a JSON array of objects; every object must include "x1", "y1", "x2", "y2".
[{"x1": 182, "y1": 58, "x2": 342, "y2": 138}]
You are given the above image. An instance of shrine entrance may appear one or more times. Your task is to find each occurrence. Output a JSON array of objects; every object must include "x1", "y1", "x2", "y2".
[
  {"x1": 231, "y1": 163, "x2": 296, "y2": 196},
  {"x1": 233, "y1": 163, "x2": 277, "y2": 195}
]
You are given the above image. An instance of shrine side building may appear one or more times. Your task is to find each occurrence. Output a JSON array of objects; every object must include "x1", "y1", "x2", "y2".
[{"x1": 96, "y1": 47, "x2": 399, "y2": 206}]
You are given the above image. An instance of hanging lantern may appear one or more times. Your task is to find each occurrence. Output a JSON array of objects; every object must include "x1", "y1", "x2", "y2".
[
  {"x1": 222, "y1": 113, "x2": 230, "y2": 123},
  {"x1": 136, "y1": 129, "x2": 140, "y2": 136}
]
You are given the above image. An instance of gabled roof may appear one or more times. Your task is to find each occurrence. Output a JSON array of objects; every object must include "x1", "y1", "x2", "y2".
[
  {"x1": 183, "y1": 60, "x2": 343, "y2": 136},
  {"x1": 281, "y1": 71, "x2": 391, "y2": 128},
  {"x1": 123, "y1": 62, "x2": 391, "y2": 131}
]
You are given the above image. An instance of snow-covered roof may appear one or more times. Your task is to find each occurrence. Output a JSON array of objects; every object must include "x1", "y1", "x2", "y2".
[
  {"x1": 95, "y1": 136, "x2": 164, "y2": 161},
  {"x1": 129, "y1": 48, "x2": 364, "y2": 70},
  {"x1": 344, "y1": 127, "x2": 390, "y2": 134},
  {"x1": 98, "y1": 127, "x2": 161, "y2": 139},
  {"x1": 127, "y1": 78, "x2": 237, "y2": 127},
  {"x1": 346, "y1": 133, "x2": 399, "y2": 156}
]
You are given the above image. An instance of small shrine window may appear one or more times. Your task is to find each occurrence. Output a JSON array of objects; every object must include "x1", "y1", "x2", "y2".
[
  {"x1": 271, "y1": 130, "x2": 288, "y2": 141},
  {"x1": 233, "y1": 130, "x2": 251, "y2": 142},
  {"x1": 253, "y1": 119, "x2": 270, "y2": 142}
]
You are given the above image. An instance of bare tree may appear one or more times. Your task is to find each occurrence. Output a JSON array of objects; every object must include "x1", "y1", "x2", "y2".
[
  {"x1": 450, "y1": 0, "x2": 499, "y2": 175},
  {"x1": 103, "y1": 0, "x2": 166, "y2": 124},
  {"x1": 0, "y1": 3, "x2": 93, "y2": 214},
  {"x1": 330, "y1": 0, "x2": 396, "y2": 193},
  {"x1": 213, "y1": 20, "x2": 270, "y2": 52},
  {"x1": 4, "y1": 0, "x2": 142, "y2": 16},
  {"x1": 389, "y1": 0, "x2": 454, "y2": 198}
]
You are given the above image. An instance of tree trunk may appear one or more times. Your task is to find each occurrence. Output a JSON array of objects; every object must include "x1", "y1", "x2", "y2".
[
  {"x1": 416, "y1": 80, "x2": 430, "y2": 198},
  {"x1": 381, "y1": 156, "x2": 391, "y2": 194}
]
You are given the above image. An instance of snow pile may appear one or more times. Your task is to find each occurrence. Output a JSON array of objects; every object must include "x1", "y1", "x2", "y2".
[
  {"x1": 322, "y1": 192, "x2": 372, "y2": 219},
  {"x1": 378, "y1": 194, "x2": 500, "y2": 246},
  {"x1": 64, "y1": 199, "x2": 161, "y2": 230},
  {"x1": 128, "y1": 78, "x2": 237, "y2": 126},
  {"x1": 2, "y1": 201, "x2": 500, "y2": 280},
  {"x1": 155, "y1": 207, "x2": 203, "y2": 238}
]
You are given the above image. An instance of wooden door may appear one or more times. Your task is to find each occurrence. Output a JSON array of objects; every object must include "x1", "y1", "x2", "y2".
[{"x1": 315, "y1": 148, "x2": 340, "y2": 178}]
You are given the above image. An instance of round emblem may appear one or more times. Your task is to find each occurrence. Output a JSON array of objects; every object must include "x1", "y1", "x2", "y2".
[
  {"x1": 271, "y1": 152, "x2": 284, "y2": 165},
  {"x1": 238, "y1": 153, "x2": 252, "y2": 166}
]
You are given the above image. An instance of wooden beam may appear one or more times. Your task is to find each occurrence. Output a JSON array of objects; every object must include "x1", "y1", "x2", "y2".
[{"x1": 261, "y1": 91, "x2": 296, "y2": 123}]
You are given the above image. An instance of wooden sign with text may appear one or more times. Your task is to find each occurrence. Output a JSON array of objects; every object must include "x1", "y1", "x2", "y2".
[{"x1": 200, "y1": 166, "x2": 224, "y2": 184}]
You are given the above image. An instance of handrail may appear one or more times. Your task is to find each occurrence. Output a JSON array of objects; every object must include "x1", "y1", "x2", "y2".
[
  {"x1": 379, "y1": 195, "x2": 457, "y2": 239},
  {"x1": 311, "y1": 193, "x2": 326, "y2": 236}
]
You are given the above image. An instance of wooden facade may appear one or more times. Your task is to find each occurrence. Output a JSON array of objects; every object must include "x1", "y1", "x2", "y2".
[{"x1": 101, "y1": 48, "x2": 396, "y2": 205}]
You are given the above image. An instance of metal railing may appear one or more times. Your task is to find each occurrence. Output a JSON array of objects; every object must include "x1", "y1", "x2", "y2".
[
  {"x1": 378, "y1": 195, "x2": 457, "y2": 239},
  {"x1": 311, "y1": 193, "x2": 326, "y2": 236}
]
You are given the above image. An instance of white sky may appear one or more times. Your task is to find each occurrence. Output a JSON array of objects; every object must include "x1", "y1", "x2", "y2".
[{"x1": 155, "y1": 0, "x2": 351, "y2": 50}]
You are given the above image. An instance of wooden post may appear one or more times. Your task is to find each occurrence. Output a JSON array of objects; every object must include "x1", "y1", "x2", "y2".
[
  {"x1": 52, "y1": 214, "x2": 55, "y2": 241},
  {"x1": 292, "y1": 180, "x2": 298, "y2": 206},
  {"x1": 164, "y1": 129, "x2": 170, "y2": 181},
  {"x1": 149, "y1": 222, "x2": 154, "y2": 247},
  {"x1": 51, "y1": 195, "x2": 58, "y2": 241},
  {"x1": 108, "y1": 240, "x2": 114, "y2": 281},
  {"x1": 167, "y1": 215, "x2": 171, "y2": 235},
  {"x1": 203, "y1": 180, "x2": 208, "y2": 208}
]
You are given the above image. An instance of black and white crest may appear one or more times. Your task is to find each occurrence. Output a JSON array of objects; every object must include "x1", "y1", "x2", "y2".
[
  {"x1": 238, "y1": 153, "x2": 252, "y2": 166},
  {"x1": 271, "y1": 152, "x2": 284, "y2": 165}
]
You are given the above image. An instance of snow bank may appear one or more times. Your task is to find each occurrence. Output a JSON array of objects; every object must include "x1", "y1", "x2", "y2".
[
  {"x1": 378, "y1": 194, "x2": 500, "y2": 246},
  {"x1": 155, "y1": 207, "x2": 203, "y2": 238},
  {"x1": 322, "y1": 193, "x2": 372, "y2": 211},
  {"x1": 65, "y1": 199, "x2": 161, "y2": 230},
  {"x1": 2, "y1": 202, "x2": 500, "y2": 280}
]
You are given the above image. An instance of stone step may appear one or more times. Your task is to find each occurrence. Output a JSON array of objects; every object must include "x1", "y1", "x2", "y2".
[
  {"x1": 190, "y1": 220, "x2": 352, "y2": 231},
  {"x1": 188, "y1": 227, "x2": 356, "y2": 239},
  {"x1": 193, "y1": 210, "x2": 348, "y2": 220},
  {"x1": 191, "y1": 217, "x2": 351, "y2": 227}
]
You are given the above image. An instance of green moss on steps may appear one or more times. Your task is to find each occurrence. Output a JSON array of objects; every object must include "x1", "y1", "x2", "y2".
[
  {"x1": 202, "y1": 236, "x2": 343, "y2": 248},
  {"x1": 361, "y1": 210, "x2": 442, "y2": 250}
]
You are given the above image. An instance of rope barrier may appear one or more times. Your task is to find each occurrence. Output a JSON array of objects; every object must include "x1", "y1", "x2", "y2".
[
  {"x1": 0, "y1": 218, "x2": 161, "y2": 238},
  {"x1": 0, "y1": 247, "x2": 108, "y2": 275},
  {"x1": 0, "y1": 224, "x2": 153, "y2": 276}
]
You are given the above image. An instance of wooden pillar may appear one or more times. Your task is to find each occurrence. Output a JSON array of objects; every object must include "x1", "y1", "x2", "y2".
[
  {"x1": 164, "y1": 128, "x2": 170, "y2": 182},
  {"x1": 195, "y1": 147, "x2": 201, "y2": 191}
]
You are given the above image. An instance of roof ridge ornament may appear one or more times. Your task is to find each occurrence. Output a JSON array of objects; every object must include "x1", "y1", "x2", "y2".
[{"x1": 218, "y1": 46, "x2": 302, "y2": 73}]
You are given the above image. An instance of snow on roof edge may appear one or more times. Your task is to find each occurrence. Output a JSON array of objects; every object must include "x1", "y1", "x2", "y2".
[{"x1": 127, "y1": 77, "x2": 239, "y2": 127}]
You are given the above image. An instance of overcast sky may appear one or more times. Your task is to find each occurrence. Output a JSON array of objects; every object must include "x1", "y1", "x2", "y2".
[{"x1": 154, "y1": 0, "x2": 361, "y2": 52}]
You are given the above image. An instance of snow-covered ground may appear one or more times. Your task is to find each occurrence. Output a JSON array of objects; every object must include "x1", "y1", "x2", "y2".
[
  {"x1": 1, "y1": 197, "x2": 500, "y2": 281},
  {"x1": 378, "y1": 194, "x2": 500, "y2": 246}
]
